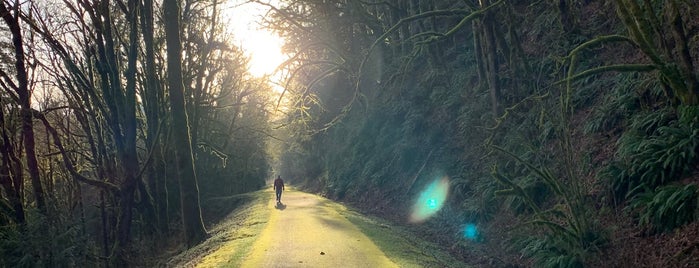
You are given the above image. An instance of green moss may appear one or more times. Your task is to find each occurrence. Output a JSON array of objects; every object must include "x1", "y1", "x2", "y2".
[
  {"x1": 204, "y1": 191, "x2": 271, "y2": 268},
  {"x1": 166, "y1": 190, "x2": 271, "y2": 267}
]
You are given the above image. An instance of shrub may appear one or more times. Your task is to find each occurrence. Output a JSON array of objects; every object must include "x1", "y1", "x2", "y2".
[
  {"x1": 514, "y1": 234, "x2": 584, "y2": 268},
  {"x1": 493, "y1": 146, "x2": 607, "y2": 267},
  {"x1": 0, "y1": 212, "x2": 90, "y2": 267},
  {"x1": 583, "y1": 74, "x2": 647, "y2": 135},
  {"x1": 629, "y1": 184, "x2": 698, "y2": 233},
  {"x1": 454, "y1": 176, "x2": 500, "y2": 223},
  {"x1": 606, "y1": 105, "x2": 699, "y2": 201}
]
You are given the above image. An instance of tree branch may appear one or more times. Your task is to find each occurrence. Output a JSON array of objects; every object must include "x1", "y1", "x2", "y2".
[{"x1": 32, "y1": 109, "x2": 120, "y2": 192}]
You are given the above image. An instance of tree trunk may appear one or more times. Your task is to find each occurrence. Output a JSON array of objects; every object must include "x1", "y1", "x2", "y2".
[
  {"x1": 114, "y1": 0, "x2": 141, "y2": 255},
  {"x1": 472, "y1": 20, "x2": 486, "y2": 93},
  {"x1": 667, "y1": 0, "x2": 698, "y2": 105},
  {"x1": 163, "y1": 0, "x2": 207, "y2": 247},
  {"x1": 0, "y1": 108, "x2": 24, "y2": 224},
  {"x1": 141, "y1": 0, "x2": 169, "y2": 234},
  {"x1": 99, "y1": 191, "x2": 110, "y2": 267},
  {"x1": 480, "y1": 0, "x2": 501, "y2": 117},
  {"x1": 0, "y1": 159, "x2": 24, "y2": 224},
  {"x1": 0, "y1": 0, "x2": 46, "y2": 215},
  {"x1": 558, "y1": 0, "x2": 575, "y2": 34}
]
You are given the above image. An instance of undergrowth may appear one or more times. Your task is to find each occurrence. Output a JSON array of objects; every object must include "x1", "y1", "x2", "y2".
[
  {"x1": 492, "y1": 146, "x2": 607, "y2": 267},
  {"x1": 597, "y1": 103, "x2": 699, "y2": 235},
  {"x1": 604, "y1": 105, "x2": 699, "y2": 203},
  {"x1": 629, "y1": 184, "x2": 698, "y2": 234},
  {"x1": 166, "y1": 190, "x2": 268, "y2": 267},
  {"x1": 0, "y1": 210, "x2": 91, "y2": 267},
  {"x1": 583, "y1": 73, "x2": 654, "y2": 135}
]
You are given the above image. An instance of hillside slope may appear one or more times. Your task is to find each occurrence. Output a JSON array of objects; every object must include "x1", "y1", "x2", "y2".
[{"x1": 273, "y1": 0, "x2": 699, "y2": 266}]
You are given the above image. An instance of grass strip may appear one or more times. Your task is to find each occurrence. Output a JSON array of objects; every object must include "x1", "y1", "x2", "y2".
[{"x1": 333, "y1": 204, "x2": 470, "y2": 268}]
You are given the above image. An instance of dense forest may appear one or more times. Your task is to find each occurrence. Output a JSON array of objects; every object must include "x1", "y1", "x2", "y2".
[
  {"x1": 271, "y1": 0, "x2": 698, "y2": 266},
  {"x1": 0, "y1": 0, "x2": 697, "y2": 267},
  {"x1": 0, "y1": 0, "x2": 272, "y2": 266}
]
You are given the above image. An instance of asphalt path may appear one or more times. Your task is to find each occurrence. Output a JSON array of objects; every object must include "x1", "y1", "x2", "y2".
[{"x1": 239, "y1": 189, "x2": 398, "y2": 268}]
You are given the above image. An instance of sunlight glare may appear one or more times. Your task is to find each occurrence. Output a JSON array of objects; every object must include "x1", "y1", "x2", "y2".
[
  {"x1": 224, "y1": 1, "x2": 286, "y2": 79},
  {"x1": 243, "y1": 30, "x2": 285, "y2": 77}
]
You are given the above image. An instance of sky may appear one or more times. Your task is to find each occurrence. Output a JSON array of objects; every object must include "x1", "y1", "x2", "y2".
[{"x1": 222, "y1": 0, "x2": 286, "y2": 78}]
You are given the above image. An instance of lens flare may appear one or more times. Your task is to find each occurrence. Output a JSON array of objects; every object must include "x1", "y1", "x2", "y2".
[
  {"x1": 409, "y1": 176, "x2": 449, "y2": 223},
  {"x1": 463, "y1": 223, "x2": 478, "y2": 240}
]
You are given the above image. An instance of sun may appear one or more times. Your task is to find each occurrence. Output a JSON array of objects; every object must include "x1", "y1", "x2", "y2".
[
  {"x1": 245, "y1": 31, "x2": 285, "y2": 77},
  {"x1": 224, "y1": 1, "x2": 286, "y2": 78}
]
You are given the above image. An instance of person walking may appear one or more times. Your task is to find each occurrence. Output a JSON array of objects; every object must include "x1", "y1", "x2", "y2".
[{"x1": 273, "y1": 175, "x2": 285, "y2": 203}]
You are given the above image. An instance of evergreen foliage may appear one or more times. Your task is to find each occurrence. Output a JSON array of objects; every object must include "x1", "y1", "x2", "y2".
[
  {"x1": 272, "y1": 0, "x2": 698, "y2": 266},
  {"x1": 493, "y1": 146, "x2": 606, "y2": 267},
  {"x1": 629, "y1": 184, "x2": 698, "y2": 233},
  {"x1": 606, "y1": 105, "x2": 699, "y2": 202},
  {"x1": 583, "y1": 73, "x2": 649, "y2": 135},
  {"x1": 0, "y1": 212, "x2": 91, "y2": 267}
]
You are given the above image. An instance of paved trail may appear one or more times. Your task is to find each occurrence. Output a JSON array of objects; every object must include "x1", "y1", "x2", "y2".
[{"x1": 240, "y1": 189, "x2": 398, "y2": 268}]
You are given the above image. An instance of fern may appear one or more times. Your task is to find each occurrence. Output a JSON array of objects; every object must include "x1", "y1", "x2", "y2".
[
  {"x1": 0, "y1": 211, "x2": 91, "y2": 267},
  {"x1": 500, "y1": 175, "x2": 551, "y2": 215},
  {"x1": 514, "y1": 234, "x2": 584, "y2": 268},
  {"x1": 607, "y1": 105, "x2": 699, "y2": 201},
  {"x1": 584, "y1": 73, "x2": 646, "y2": 134},
  {"x1": 492, "y1": 146, "x2": 606, "y2": 266},
  {"x1": 629, "y1": 184, "x2": 698, "y2": 233},
  {"x1": 456, "y1": 176, "x2": 500, "y2": 223},
  {"x1": 602, "y1": 161, "x2": 635, "y2": 206}
]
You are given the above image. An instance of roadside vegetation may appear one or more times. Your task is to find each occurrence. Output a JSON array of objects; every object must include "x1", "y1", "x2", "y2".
[
  {"x1": 167, "y1": 190, "x2": 270, "y2": 267},
  {"x1": 271, "y1": 1, "x2": 699, "y2": 266}
]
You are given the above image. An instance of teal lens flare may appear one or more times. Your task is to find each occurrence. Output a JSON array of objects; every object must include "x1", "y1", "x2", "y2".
[
  {"x1": 463, "y1": 223, "x2": 478, "y2": 240},
  {"x1": 410, "y1": 177, "x2": 449, "y2": 223}
]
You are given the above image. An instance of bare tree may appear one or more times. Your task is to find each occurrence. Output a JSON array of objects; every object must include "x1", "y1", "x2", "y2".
[
  {"x1": 163, "y1": 0, "x2": 207, "y2": 247},
  {"x1": 0, "y1": 0, "x2": 47, "y2": 215}
]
